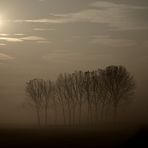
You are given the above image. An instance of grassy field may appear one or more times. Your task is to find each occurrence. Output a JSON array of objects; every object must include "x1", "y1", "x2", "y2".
[{"x1": 0, "y1": 125, "x2": 147, "y2": 147}]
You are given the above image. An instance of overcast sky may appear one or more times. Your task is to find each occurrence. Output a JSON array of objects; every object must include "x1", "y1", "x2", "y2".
[{"x1": 0, "y1": 0, "x2": 148, "y2": 125}]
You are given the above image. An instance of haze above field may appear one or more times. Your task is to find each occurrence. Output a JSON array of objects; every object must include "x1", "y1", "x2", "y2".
[{"x1": 0, "y1": 0, "x2": 148, "y2": 126}]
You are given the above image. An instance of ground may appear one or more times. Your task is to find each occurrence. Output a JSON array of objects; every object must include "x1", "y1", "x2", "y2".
[{"x1": 0, "y1": 125, "x2": 147, "y2": 147}]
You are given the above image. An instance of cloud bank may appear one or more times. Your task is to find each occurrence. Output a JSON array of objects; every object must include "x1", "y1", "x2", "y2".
[{"x1": 12, "y1": 1, "x2": 148, "y2": 30}]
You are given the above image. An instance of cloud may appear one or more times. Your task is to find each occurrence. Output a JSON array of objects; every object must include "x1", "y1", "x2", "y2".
[
  {"x1": 0, "y1": 33, "x2": 25, "y2": 36},
  {"x1": 0, "y1": 43, "x2": 6, "y2": 46},
  {"x1": 21, "y1": 36, "x2": 45, "y2": 41},
  {"x1": 0, "y1": 34, "x2": 10, "y2": 36},
  {"x1": 0, "y1": 37, "x2": 23, "y2": 42},
  {"x1": 14, "y1": 19, "x2": 63, "y2": 23},
  {"x1": 0, "y1": 36, "x2": 48, "y2": 43},
  {"x1": 12, "y1": 1, "x2": 148, "y2": 30},
  {"x1": 14, "y1": 34, "x2": 25, "y2": 36},
  {"x1": 91, "y1": 36, "x2": 136, "y2": 47},
  {"x1": 33, "y1": 28, "x2": 56, "y2": 31},
  {"x1": 90, "y1": 1, "x2": 148, "y2": 9},
  {"x1": 37, "y1": 40, "x2": 51, "y2": 44},
  {"x1": 0, "y1": 53, "x2": 14, "y2": 60}
]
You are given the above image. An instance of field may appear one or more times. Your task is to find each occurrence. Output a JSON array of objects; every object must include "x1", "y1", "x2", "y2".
[{"x1": 0, "y1": 125, "x2": 147, "y2": 147}]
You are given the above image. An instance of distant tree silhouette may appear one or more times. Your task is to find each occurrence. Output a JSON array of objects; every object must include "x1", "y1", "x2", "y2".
[
  {"x1": 25, "y1": 65, "x2": 135, "y2": 126},
  {"x1": 67, "y1": 73, "x2": 77, "y2": 125},
  {"x1": 51, "y1": 83, "x2": 58, "y2": 125},
  {"x1": 83, "y1": 71, "x2": 94, "y2": 124},
  {"x1": 61, "y1": 73, "x2": 78, "y2": 126},
  {"x1": 26, "y1": 79, "x2": 55, "y2": 126},
  {"x1": 26, "y1": 79, "x2": 44, "y2": 126},
  {"x1": 90, "y1": 70, "x2": 107, "y2": 122},
  {"x1": 101, "y1": 65, "x2": 135, "y2": 120},
  {"x1": 55, "y1": 74, "x2": 67, "y2": 125},
  {"x1": 42, "y1": 80, "x2": 54, "y2": 125},
  {"x1": 71, "y1": 71, "x2": 85, "y2": 125}
]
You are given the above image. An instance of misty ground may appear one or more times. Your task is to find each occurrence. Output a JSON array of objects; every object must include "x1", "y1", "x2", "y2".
[{"x1": 0, "y1": 124, "x2": 147, "y2": 148}]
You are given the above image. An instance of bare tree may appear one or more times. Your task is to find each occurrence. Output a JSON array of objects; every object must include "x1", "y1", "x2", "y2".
[
  {"x1": 62, "y1": 73, "x2": 76, "y2": 126},
  {"x1": 97, "y1": 69, "x2": 111, "y2": 121},
  {"x1": 26, "y1": 79, "x2": 55, "y2": 126},
  {"x1": 51, "y1": 83, "x2": 58, "y2": 125},
  {"x1": 83, "y1": 71, "x2": 94, "y2": 124},
  {"x1": 42, "y1": 80, "x2": 54, "y2": 126},
  {"x1": 26, "y1": 79, "x2": 44, "y2": 126},
  {"x1": 102, "y1": 65, "x2": 135, "y2": 120},
  {"x1": 67, "y1": 73, "x2": 77, "y2": 126},
  {"x1": 25, "y1": 65, "x2": 135, "y2": 126},
  {"x1": 55, "y1": 74, "x2": 67, "y2": 125},
  {"x1": 71, "y1": 71, "x2": 85, "y2": 125},
  {"x1": 56, "y1": 73, "x2": 82, "y2": 126},
  {"x1": 90, "y1": 70, "x2": 104, "y2": 122}
]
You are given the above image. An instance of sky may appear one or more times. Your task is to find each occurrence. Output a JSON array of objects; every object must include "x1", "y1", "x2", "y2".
[{"x1": 0, "y1": 0, "x2": 148, "y2": 125}]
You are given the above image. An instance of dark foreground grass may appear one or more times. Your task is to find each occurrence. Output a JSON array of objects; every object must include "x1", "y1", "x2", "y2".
[{"x1": 0, "y1": 125, "x2": 147, "y2": 148}]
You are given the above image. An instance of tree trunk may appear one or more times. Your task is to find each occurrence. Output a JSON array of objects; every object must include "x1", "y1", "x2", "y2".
[
  {"x1": 54, "y1": 103, "x2": 57, "y2": 125},
  {"x1": 87, "y1": 103, "x2": 90, "y2": 125},
  {"x1": 87, "y1": 103, "x2": 92, "y2": 125},
  {"x1": 95, "y1": 104, "x2": 98, "y2": 124},
  {"x1": 45, "y1": 104, "x2": 48, "y2": 126},
  {"x1": 68, "y1": 104, "x2": 71, "y2": 126},
  {"x1": 79, "y1": 103, "x2": 82, "y2": 125},
  {"x1": 113, "y1": 103, "x2": 118, "y2": 121},
  {"x1": 36, "y1": 107, "x2": 41, "y2": 127},
  {"x1": 72, "y1": 105, "x2": 76, "y2": 126},
  {"x1": 62, "y1": 105, "x2": 66, "y2": 125}
]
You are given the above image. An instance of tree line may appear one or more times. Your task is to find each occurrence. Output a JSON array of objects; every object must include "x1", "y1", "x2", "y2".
[{"x1": 25, "y1": 65, "x2": 135, "y2": 126}]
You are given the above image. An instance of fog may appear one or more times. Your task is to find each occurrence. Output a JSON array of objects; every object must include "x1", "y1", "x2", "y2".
[{"x1": 0, "y1": 0, "x2": 148, "y2": 128}]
